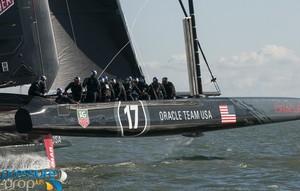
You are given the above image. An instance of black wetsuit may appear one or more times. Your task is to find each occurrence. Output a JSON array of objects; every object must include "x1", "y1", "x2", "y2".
[
  {"x1": 28, "y1": 80, "x2": 47, "y2": 97},
  {"x1": 65, "y1": 82, "x2": 83, "y2": 102},
  {"x1": 83, "y1": 76, "x2": 100, "y2": 103}
]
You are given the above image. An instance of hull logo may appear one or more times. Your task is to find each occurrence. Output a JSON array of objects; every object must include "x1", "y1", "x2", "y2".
[
  {"x1": 0, "y1": 0, "x2": 14, "y2": 15},
  {"x1": 77, "y1": 109, "x2": 90, "y2": 128},
  {"x1": 219, "y1": 105, "x2": 237, "y2": 124},
  {"x1": 117, "y1": 101, "x2": 148, "y2": 137}
]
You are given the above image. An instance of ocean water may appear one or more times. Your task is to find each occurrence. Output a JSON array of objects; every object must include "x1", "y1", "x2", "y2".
[{"x1": 1, "y1": 121, "x2": 300, "y2": 190}]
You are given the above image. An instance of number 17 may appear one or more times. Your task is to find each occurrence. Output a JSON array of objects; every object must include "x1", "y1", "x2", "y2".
[{"x1": 124, "y1": 105, "x2": 138, "y2": 129}]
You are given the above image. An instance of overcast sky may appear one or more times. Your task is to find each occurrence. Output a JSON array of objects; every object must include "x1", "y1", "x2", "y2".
[{"x1": 120, "y1": 0, "x2": 300, "y2": 97}]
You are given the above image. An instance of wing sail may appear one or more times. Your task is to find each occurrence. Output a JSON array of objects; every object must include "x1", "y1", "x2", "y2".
[{"x1": 49, "y1": 0, "x2": 143, "y2": 89}]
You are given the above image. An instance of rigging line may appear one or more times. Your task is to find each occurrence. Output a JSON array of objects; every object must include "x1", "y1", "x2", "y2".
[
  {"x1": 127, "y1": 0, "x2": 151, "y2": 79},
  {"x1": 66, "y1": 0, "x2": 77, "y2": 46},
  {"x1": 198, "y1": 40, "x2": 221, "y2": 93},
  {"x1": 197, "y1": 40, "x2": 221, "y2": 93},
  {"x1": 131, "y1": 40, "x2": 149, "y2": 79},
  {"x1": 65, "y1": 0, "x2": 82, "y2": 75},
  {"x1": 99, "y1": 41, "x2": 131, "y2": 77},
  {"x1": 197, "y1": 41, "x2": 215, "y2": 82},
  {"x1": 99, "y1": 0, "x2": 150, "y2": 78},
  {"x1": 178, "y1": 0, "x2": 188, "y2": 17},
  {"x1": 202, "y1": 81, "x2": 211, "y2": 87},
  {"x1": 202, "y1": 81, "x2": 221, "y2": 95},
  {"x1": 84, "y1": 0, "x2": 150, "y2": 79},
  {"x1": 131, "y1": 0, "x2": 150, "y2": 79},
  {"x1": 129, "y1": 0, "x2": 150, "y2": 32}
]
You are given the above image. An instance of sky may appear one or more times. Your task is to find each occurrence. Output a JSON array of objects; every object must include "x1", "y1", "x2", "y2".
[{"x1": 120, "y1": 0, "x2": 300, "y2": 97}]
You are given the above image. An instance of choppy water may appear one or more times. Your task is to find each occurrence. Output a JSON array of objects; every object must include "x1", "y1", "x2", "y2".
[{"x1": 2, "y1": 121, "x2": 300, "y2": 190}]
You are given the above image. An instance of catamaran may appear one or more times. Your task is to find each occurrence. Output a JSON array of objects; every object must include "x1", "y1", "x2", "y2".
[{"x1": 1, "y1": 0, "x2": 300, "y2": 166}]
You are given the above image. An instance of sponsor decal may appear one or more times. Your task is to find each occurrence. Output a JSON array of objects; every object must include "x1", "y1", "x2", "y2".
[
  {"x1": 77, "y1": 109, "x2": 90, "y2": 128},
  {"x1": 43, "y1": 134, "x2": 56, "y2": 168},
  {"x1": 117, "y1": 101, "x2": 148, "y2": 137},
  {"x1": 124, "y1": 104, "x2": 139, "y2": 129},
  {"x1": 0, "y1": 0, "x2": 14, "y2": 15},
  {"x1": 0, "y1": 169, "x2": 67, "y2": 191},
  {"x1": 158, "y1": 110, "x2": 213, "y2": 121},
  {"x1": 274, "y1": 104, "x2": 300, "y2": 113},
  {"x1": 219, "y1": 105, "x2": 236, "y2": 124}
]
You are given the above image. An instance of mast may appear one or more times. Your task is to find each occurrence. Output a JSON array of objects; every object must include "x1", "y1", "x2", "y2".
[
  {"x1": 183, "y1": 17, "x2": 197, "y2": 95},
  {"x1": 188, "y1": 0, "x2": 203, "y2": 95},
  {"x1": 180, "y1": 0, "x2": 221, "y2": 96}
]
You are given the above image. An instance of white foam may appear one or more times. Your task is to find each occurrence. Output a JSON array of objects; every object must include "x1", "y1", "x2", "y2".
[{"x1": 0, "y1": 153, "x2": 50, "y2": 170}]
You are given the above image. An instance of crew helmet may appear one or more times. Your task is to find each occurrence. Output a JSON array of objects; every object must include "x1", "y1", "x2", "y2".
[
  {"x1": 56, "y1": 88, "x2": 63, "y2": 95},
  {"x1": 40, "y1": 75, "x2": 47, "y2": 81},
  {"x1": 139, "y1": 77, "x2": 145, "y2": 83},
  {"x1": 74, "y1": 76, "x2": 80, "y2": 81},
  {"x1": 100, "y1": 77, "x2": 106, "y2": 83},
  {"x1": 91, "y1": 70, "x2": 97, "y2": 77},
  {"x1": 103, "y1": 76, "x2": 108, "y2": 82},
  {"x1": 111, "y1": 79, "x2": 117, "y2": 84},
  {"x1": 162, "y1": 77, "x2": 168, "y2": 84}
]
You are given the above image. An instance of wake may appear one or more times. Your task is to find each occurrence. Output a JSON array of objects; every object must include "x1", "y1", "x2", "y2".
[{"x1": 0, "y1": 153, "x2": 50, "y2": 170}]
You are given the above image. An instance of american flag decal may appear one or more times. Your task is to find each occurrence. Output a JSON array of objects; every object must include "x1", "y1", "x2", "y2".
[{"x1": 219, "y1": 105, "x2": 236, "y2": 124}]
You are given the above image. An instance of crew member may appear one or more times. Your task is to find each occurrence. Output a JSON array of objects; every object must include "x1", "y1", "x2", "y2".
[
  {"x1": 162, "y1": 77, "x2": 176, "y2": 99},
  {"x1": 64, "y1": 76, "x2": 83, "y2": 102},
  {"x1": 111, "y1": 78, "x2": 127, "y2": 101},
  {"x1": 123, "y1": 76, "x2": 141, "y2": 101},
  {"x1": 136, "y1": 77, "x2": 149, "y2": 100},
  {"x1": 55, "y1": 88, "x2": 76, "y2": 104},
  {"x1": 99, "y1": 76, "x2": 113, "y2": 102},
  {"x1": 28, "y1": 75, "x2": 47, "y2": 97},
  {"x1": 82, "y1": 70, "x2": 100, "y2": 103},
  {"x1": 148, "y1": 77, "x2": 166, "y2": 100}
]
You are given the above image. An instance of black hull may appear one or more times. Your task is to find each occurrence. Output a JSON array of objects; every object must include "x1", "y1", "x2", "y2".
[
  {"x1": 15, "y1": 97, "x2": 300, "y2": 137},
  {"x1": 0, "y1": 93, "x2": 71, "y2": 150},
  {"x1": 0, "y1": 93, "x2": 39, "y2": 146}
]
